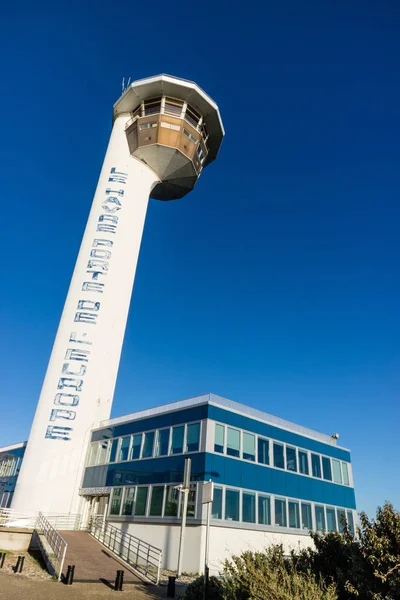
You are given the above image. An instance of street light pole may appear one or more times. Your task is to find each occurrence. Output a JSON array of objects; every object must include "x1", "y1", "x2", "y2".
[{"x1": 177, "y1": 457, "x2": 191, "y2": 577}]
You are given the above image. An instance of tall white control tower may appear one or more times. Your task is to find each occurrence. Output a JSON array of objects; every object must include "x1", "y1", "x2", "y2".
[{"x1": 12, "y1": 75, "x2": 224, "y2": 515}]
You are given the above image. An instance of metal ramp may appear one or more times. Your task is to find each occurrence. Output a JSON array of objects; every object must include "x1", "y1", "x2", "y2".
[{"x1": 58, "y1": 530, "x2": 142, "y2": 584}]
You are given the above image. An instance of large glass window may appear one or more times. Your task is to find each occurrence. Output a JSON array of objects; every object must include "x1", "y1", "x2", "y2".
[
  {"x1": 315, "y1": 505, "x2": 326, "y2": 532},
  {"x1": 97, "y1": 440, "x2": 108, "y2": 464},
  {"x1": 322, "y1": 457, "x2": 332, "y2": 481},
  {"x1": 298, "y1": 450, "x2": 309, "y2": 475},
  {"x1": 273, "y1": 443, "x2": 285, "y2": 469},
  {"x1": 144, "y1": 98, "x2": 161, "y2": 115},
  {"x1": 164, "y1": 98, "x2": 183, "y2": 116},
  {"x1": 326, "y1": 507, "x2": 337, "y2": 532},
  {"x1": 311, "y1": 454, "x2": 321, "y2": 478},
  {"x1": 242, "y1": 492, "x2": 256, "y2": 523},
  {"x1": 149, "y1": 486, "x2": 164, "y2": 516},
  {"x1": 337, "y1": 508, "x2": 346, "y2": 533},
  {"x1": 332, "y1": 459, "x2": 342, "y2": 484},
  {"x1": 171, "y1": 426, "x2": 184, "y2": 455},
  {"x1": 243, "y1": 433, "x2": 255, "y2": 461},
  {"x1": 347, "y1": 510, "x2": 355, "y2": 535},
  {"x1": 155, "y1": 429, "x2": 170, "y2": 457},
  {"x1": 225, "y1": 489, "x2": 240, "y2": 521},
  {"x1": 185, "y1": 105, "x2": 201, "y2": 127},
  {"x1": 257, "y1": 437, "x2": 269, "y2": 465},
  {"x1": 258, "y1": 495, "x2": 271, "y2": 525},
  {"x1": 134, "y1": 487, "x2": 148, "y2": 516},
  {"x1": 289, "y1": 501, "x2": 300, "y2": 528},
  {"x1": 301, "y1": 503, "x2": 313, "y2": 530},
  {"x1": 122, "y1": 488, "x2": 135, "y2": 516},
  {"x1": 109, "y1": 439, "x2": 119, "y2": 463},
  {"x1": 119, "y1": 437, "x2": 130, "y2": 461},
  {"x1": 227, "y1": 428, "x2": 240, "y2": 458},
  {"x1": 186, "y1": 423, "x2": 200, "y2": 453},
  {"x1": 164, "y1": 486, "x2": 179, "y2": 517},
  {"x1": 110, "y1": 488, "x2": 122, "y2": 515},
  {"x1": 214, "y1": 424, "x2": 224, "y2": 453},
  {"x1": 88, "y1": 442, "x2": 98, "y2": 466},
  {"x1": 275, "y1": 498, "x2": 287, "y2": 527},
  {"x1": 286, "y1": 447, "x2": 297, "y2": 472},
  {"x1": 142, "y1": 431, "x2": 155, "y2": 458},
  {"x1": 130, "y1": 434, "x2": 142, "y2": 460},
  {"x1": 342, "y1": 463, "x2": 350, "y2": 485},
  {"x1": 212, "y1": 486, "x2": 223, "y2": 519},
  {"x1": 179, "y1": 484, "x2": 197, "y2": 518},
  {"x1": 186, "y1": 485, "x2": 197, "y2": 518}
]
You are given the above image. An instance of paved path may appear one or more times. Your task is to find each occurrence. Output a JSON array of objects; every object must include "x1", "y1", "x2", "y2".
[
  {"x1": 0, "y1": 572, "x2": 168, "y2": 599},
  {"x1": 59, "y1": 531, "x2": 143, "y2": 585}
]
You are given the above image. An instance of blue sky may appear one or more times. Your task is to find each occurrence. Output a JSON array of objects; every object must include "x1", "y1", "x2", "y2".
[{"x1": 1, "y1": 0, "x2": 400, "y2": 517}]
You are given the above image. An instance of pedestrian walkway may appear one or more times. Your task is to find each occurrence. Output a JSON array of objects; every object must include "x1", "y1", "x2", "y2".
[
  {"x1": 59, "y1": 530, "x2": 142, "y2": 585},
  {"x1": 0, "y1": 572, "x2": 167, "y2": 599}
]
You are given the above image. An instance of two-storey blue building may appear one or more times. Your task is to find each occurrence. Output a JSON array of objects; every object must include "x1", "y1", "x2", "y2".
[{"x1": 79, "y1": 393, "x2": 356, "y2": 573}]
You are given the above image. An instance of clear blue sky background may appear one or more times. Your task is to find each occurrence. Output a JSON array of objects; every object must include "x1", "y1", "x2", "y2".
[{"x1": 1, "y1": 0, "x2": 399, "y2": 518}]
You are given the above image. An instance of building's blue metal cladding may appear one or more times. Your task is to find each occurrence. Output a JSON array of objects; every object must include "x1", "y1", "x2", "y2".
[
  {"x1": 84, "y1": 402, "x2": 356, "y2": 510},
  {"x1": 205, "y1": 454, "x2": 356, "y2": 509}
]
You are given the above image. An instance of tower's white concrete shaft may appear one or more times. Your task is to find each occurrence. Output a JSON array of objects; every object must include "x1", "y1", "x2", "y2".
[{"x1": 11, "y1": 75, "x2": 224, "y2": 515}]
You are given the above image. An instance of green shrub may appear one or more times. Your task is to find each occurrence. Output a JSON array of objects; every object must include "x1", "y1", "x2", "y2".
[
  {"x1": 221, "y1": 545, "x2": 337, "y2": 600},
  {"x1": 183, "y1": 574, "x2": 224, "y2": 600},
  {"x1": 296, "y1": 502, "x2": 400, "y2": 599}
]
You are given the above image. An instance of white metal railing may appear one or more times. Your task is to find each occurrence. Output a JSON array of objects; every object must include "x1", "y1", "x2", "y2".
[
  {"x1": 0, "y1": 508, "x2": 37, "y2": 529},
  {"x1": 0, "y1": 508, "x2": 82, "y2": 531},
  {"x1": 36, "y1": 512, "x2": 68, "y2": 581},
  {"x1": 89, "y1": 515, "x2": 162, "y2": 584}
]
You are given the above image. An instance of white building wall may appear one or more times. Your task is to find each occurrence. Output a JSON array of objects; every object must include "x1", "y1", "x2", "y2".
[
  {"x1": 109, "y1": 520, "x2": 314, "y2": 575},
  {"x1": 207, "y1": 525, "x2": 314, "y2": 575},
  {"x1": 12, "y1": 115, "x2": 160, "y2": 516}
]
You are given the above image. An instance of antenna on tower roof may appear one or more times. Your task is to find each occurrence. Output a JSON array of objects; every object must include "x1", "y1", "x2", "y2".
[{"x1": 121, "y1": 77, "x2": 132, "y2": 93}]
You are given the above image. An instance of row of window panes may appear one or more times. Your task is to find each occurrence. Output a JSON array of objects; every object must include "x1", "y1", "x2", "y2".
[
  {"x1": 110, "y1": 484, "x2": 197, "y2": 519},
  {"x1": 88, "y1": 422, "x2": 201, "y2": 467},
  {"x1": 141, "y1": 97, "x2": 202, "y2": 129},
  {"x1": 0, "y1": 457, "x2": 20, "y2": 477},
  {"x1": 211, "y1": 485, "x2": 355, "y2": 535},
  {"x1": 214, "y1": 423, "x2": 350, "y2": 486}
]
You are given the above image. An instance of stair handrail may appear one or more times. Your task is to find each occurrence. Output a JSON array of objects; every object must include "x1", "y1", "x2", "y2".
[{"x1": 36, "y1": 511, "x2": 68, "y2": 581}]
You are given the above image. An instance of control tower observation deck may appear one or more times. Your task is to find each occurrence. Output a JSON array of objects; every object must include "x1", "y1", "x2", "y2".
[{"x1": 11, "y1": 75, "x2": 224, "y2": 515}]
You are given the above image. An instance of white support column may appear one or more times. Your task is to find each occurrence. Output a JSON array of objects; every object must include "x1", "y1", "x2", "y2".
[{"x1": 12, "y1": 114, "x2": 160, "y2": 516}]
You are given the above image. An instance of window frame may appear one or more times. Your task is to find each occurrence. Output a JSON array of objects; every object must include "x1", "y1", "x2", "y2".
[
  {"x1": 118, "y1": 436, "x2": 131, "y2": 462},
  {"x1": 224, "y1": 487, "x2": 240, "y2": 522},
  {"x1": 226, "y1": 427, "x2": 241, "y2": 459},
  {"x1": 273, "y1": 442, "x2": 285, "y2": 469}
]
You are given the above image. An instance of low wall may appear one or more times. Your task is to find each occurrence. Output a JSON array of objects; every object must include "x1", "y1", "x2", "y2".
[
  {"x1": 109, "y1": 521, "x2": 205, "y2": 573},
  {"x1": 0, "y1": 528, "x2": 33, "y2": 552}
]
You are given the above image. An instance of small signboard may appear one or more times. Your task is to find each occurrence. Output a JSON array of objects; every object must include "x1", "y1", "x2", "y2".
[{"x1": 202, "y1": 480, "x2": 214, "y2": 504}]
